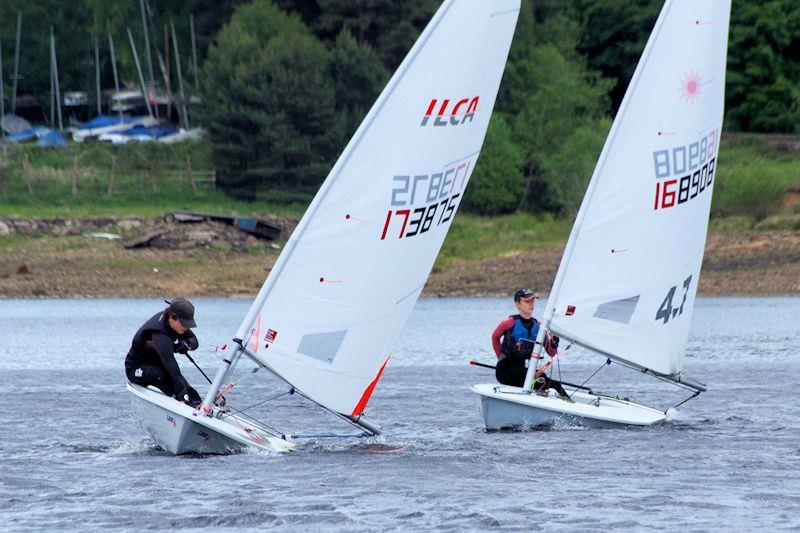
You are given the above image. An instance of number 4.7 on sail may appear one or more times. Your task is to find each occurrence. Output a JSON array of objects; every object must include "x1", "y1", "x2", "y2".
[{"x1": 655, "y1": 275, "x2": 693, "y2": 324}]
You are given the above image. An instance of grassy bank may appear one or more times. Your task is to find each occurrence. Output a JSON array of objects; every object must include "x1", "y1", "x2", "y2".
[
  {"x1": 0, "y1": 134, "x2": 798, "y2": 265},
  {"x1": 0, "y1": 140, "x2": 306, "y2": 218}
]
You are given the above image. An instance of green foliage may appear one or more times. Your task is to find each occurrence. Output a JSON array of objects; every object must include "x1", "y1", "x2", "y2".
[
  {"x1": 462, "y1": 116, "x2": 525, "y2": 215},
  {"x1": 712, "y1": 136, "x2": 800, "y2": 220},
  {"x1": 201, "y1": 1, "x2": 338, "y2": 198},
  {"x1": 0, "y1": 140, "x2": 254, "y2": 217},
  {"x1": 726, "y1": 1, "x2": 800, "y2": 133},
  {"x1": 437, "y1": 212, "x2": 572, "y2": 267},
  {"x1": 573, "y1": 0, "x2": 661, "y2": 112},
  {"x1": 330, "y1": 29, "x2": 389, "y2": 138},
  {"x1": 277, "y1": 0, "x2": 439, "y2": 69},
  {"x1": 201, "y1": 0, "x2": 388, "y2": 199},
  {"x1": 539, "y1": 118, "x2": 611, "y2": 215},
  {"x1": 490, "y1": 1, "x2": 613, "y2": 213}
]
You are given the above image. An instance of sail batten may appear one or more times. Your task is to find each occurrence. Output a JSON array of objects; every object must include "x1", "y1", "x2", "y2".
[
  {"x1": 235, "y1": 0, "x2": 521, "y2": 416},
  {"x1": 545, "y1": 0, "x2": 732, "y2": 377}
]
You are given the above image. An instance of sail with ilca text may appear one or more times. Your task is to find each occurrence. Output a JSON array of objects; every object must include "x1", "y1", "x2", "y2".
[{"x1": 235, "y1": 0, "x2": 521, "y2": 416}]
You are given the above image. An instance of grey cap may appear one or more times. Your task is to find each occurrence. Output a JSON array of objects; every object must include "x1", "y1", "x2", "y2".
[{"x1": 167, "y1": 298, "x2": 196, "y2": 328}]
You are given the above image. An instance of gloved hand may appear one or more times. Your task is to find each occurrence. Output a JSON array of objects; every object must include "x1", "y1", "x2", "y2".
[
  {"x1": 176, "y1": 339, "x2": 192, "y2": 354},
  {"x1": 550, "y1": 335, "x2": 560, "y2": 349}
]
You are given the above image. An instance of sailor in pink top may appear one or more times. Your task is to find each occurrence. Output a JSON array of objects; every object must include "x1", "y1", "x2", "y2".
[{"x1": 491, "y1": 288, "x2": 568, "y2": 396}]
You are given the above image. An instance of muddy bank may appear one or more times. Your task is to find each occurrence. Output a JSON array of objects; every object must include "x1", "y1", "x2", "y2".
[
  {"x1": 1, "y1": 221, "x2": 799, "y2": 297},
  {"x1": 426, "y1": 232, "x2": 800, "y2": 297}
]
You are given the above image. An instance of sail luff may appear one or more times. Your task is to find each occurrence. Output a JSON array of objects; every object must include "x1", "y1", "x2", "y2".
[
  {"x1": 232, "y1": 0, "x2": 457, "y2": 347},
  {"x1": 522, "y1": 1, "x2": 675, "y2": 390}
]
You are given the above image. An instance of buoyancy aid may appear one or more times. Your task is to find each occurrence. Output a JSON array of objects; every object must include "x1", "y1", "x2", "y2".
[{"x1": 501, "y1": 315, "x2": 540, "y2": 361}]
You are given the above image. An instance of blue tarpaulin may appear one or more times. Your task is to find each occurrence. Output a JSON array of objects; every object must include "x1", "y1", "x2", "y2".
[{"x1": 37, "y1": 129, "x2": 68, "y2": 147}]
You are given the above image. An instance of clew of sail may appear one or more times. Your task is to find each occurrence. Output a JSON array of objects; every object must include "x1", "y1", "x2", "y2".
[
  {"x1": 546, "y1": 0, "x2": 731, "y2": 378},
  {"x1": 235, "y1": 0, "x2": 520, "y2": 416}
]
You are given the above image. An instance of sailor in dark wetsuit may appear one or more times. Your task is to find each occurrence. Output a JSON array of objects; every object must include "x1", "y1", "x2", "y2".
[
  {"x1": 491, "y1": 288, "x2": 569, "y2": 396},
  {"x1": 125, "y1": 298, "x2": 202, "y2": 406}
]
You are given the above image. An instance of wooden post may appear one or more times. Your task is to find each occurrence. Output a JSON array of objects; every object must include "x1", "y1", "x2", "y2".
[
  {"x1": 0, "y1": 144, "x2": 7, "y2": 189},
  {"x1": 71, "y1": 155, "x2": 78, "y2": 196},
  {"x1": 149, "y1": 161, "x2": 158, "y2": 192},
  {"x1": 187, "y1": 155, "x2": 196, "y2": 192},
  {"x1": 23, "y1": 153, "x2": 32, "y2": 195},
  {"x1": 108, "y1": 155, "x2": 117, "y2": 195}
]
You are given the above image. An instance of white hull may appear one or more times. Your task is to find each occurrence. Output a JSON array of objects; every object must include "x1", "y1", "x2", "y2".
[
  {"x1": 127, "y1": 383, "x2": 294, "y2": 454},
  {"x1": 471, "y1": 383, "x2": 666, "y2": 430}
]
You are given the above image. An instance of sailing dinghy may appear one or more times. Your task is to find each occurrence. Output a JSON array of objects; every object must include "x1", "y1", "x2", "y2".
[
  {"x1": 472, "y1": 0, "x2": 731, "y2": 430},
  {"x1": 128, "y1": 0, "x2": 521, "y2": 454}
]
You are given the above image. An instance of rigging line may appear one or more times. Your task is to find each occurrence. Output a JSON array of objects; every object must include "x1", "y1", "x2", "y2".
[
  {"x1": 294, "y1": 388, "x2": 379, "y2": 436},
  {"x1": 671, "y1": 390, "x2": 701, "y2": 411},
  {"x1": 579, "y1": 359, "x2": 610, "y2": 390},
  {"x1": 290, "y1": 433, "x2": 372, "y2": 440},
  {"x1": 226, "y1": 410, "x2": 282, "y2": 441},
  {"x1": 239, "y1": 346, "x2": 381, "y2": 436},
  {"x1": 221, "y1": 389, "x2": 294, "y2": 416},
  {"x1": 608, "y1": 358, "x2": 700, "y2": 394},
  {"x1": 223, "y1": 408, "x2": 286, "y2": 439},
  {"x1": 555, "y1": 352, "x2": 567, "y2": 399}
]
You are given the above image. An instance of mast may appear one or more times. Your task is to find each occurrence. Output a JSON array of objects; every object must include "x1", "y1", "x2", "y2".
[
  {"x1": 11, "y1": 12, "x2": 20, "y2": 114},
  {"x1": 138, "y1": 0, "x2": 157, "y2": 116},
  {"x1": 522, "y1": 0, "x2": 675, "y2": 391},
  {"x1": 94, "y1": 38, "x2": 102, "y2": 116},
  {"x1": 170, "y1": 21, "x2": 189, "y2": 129},
  {"x1": 189, "y1": 14, "x2": 199, "y2": 91},
  {"x1": 49, "y1": 38, "x2": 54, "y2": 127},
  {"x1": 108, "y1": 27, "x2": 122, "y2": 120},
  {"x1": 127, "y1": 28, "x2": 154, "y2": 119},
  {"x1": 1, "y1": 34, "x2": 5, "y2": 138},
  {"x1": 50, "y1": 26, "x2": 63, "y2": 131},
  {"x1": 143, "y1": 1, "x2": 177, "y2": 124}
]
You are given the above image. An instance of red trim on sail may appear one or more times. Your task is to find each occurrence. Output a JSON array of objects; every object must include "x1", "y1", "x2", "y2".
[{"x1": 351, "y1": 356, "x2": 390, "y2": 417}]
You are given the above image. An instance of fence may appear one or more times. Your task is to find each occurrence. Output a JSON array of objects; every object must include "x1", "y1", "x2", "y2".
[{"x1": 8, "y1": 151, "x2": 216, "y2": 198}]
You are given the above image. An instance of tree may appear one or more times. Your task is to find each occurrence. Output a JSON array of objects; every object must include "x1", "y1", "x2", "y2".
[
  {"x1": 498, "y1": 3, "x2": 612, "y2": 213},
  {"x1": 538, "y1": 118, "x2": 610, "y2": 215},
  {"x1": 329, "y1": 28, "x2": 389, "y2": 139},
  {"x1": 726, "y1": 0, "x2": 800, "y2": 133},
  {"x1": 201, "y1": 0, "x2": 340, "y2": 197},
  {"x1": 276, "y1": 0, "x2": 439, "y2": 69},
  {"x1": 462, "y1": 115, "x2": 525, "y2": 215},
  {"x1": 573, "y1": 0, "x2": 661, "y2": 113}
]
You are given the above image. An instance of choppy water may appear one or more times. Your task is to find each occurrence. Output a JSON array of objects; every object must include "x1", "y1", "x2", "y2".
[{"x1": 1, "y1": 297, "x2": 800, "y2": 531}]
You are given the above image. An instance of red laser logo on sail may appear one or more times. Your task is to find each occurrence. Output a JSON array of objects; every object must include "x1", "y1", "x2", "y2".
[{"x1": 420, "y1": 96, "x2": 479, "y2": 127}]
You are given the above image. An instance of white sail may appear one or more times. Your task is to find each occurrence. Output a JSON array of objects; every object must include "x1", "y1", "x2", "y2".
[
  {"x1": 547, "y1": 0, "x2": 731, "y2": 377},
  {"x1": 236, "y1": 0, "x2": 520, "y2": 416}
]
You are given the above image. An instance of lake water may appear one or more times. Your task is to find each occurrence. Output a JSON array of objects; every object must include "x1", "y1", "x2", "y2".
[{"x1": 2, "y1": 297, "x2": 799, "y2": 531}]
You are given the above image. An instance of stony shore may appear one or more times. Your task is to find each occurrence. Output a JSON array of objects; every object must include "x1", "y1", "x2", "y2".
[{"x1": 1, "y1": 216, "x2": 799, "y2": 298}]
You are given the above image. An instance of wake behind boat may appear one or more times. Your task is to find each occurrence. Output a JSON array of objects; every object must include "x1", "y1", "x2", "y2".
[
  {"x1": 128, "y1": 0, "x2": 521, "y2": 454},
  {"x1": 472, "y1": 0, "x2": 732, "y2": 430}
]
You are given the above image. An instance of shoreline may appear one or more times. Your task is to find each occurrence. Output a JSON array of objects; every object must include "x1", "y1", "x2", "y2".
[{"x1": 1, "y1": 229, "x2": 799, "y2": 298}]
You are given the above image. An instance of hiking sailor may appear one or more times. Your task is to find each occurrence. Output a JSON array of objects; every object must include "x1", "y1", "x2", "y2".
[
  {"x1": 125, "y1": 298, "x2": 202, "y2": 407},
  {"x1": 491, "y1": 288, "x2": 569, "y2": 396}
]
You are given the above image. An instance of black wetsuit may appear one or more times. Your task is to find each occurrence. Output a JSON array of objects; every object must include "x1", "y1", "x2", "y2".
[{"x1": 125, "y1": 310, "x2": 201, "y2": 403}]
